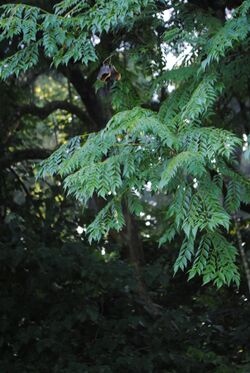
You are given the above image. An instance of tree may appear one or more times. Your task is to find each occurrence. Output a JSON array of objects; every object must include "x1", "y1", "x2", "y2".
[
  {"x1": 1, "y1": 0, "x2": 249, "y2": 287},
  {"x1": 1, "y1": 1, "x2": 250, "y2": 371}
]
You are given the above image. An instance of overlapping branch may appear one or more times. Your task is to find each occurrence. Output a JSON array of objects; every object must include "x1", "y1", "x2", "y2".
[
  {"x1": 0, "y1": 148, "x2": 52, "y2": 169},
  {"x1": 18, "y1": 100, "x2": 94, "y2": 125}
]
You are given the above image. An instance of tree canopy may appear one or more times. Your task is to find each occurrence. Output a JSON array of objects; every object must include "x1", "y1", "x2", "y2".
[{"x1": 0, "y1": 0, "x2": 250, "y2": 371}]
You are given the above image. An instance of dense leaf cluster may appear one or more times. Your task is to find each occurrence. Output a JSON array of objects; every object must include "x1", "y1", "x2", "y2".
[
  {"x1": 38, "y1": 103, "x2": 247, "y2": 286},
  {"x1": 1, "y1": 0, "x2": 249, "y2": 286},
  {"x1": 1, "y1": 1, "x2": 250, "y2": 371},
  {"x1": 0, "y1": 0, "x2": 152, "y2": 77},
  {"x1": 1, "y1": 2, "x2": 250, "y2": 282}
]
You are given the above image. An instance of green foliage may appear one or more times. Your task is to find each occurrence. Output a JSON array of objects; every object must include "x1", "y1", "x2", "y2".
[
  {"x1": 200, "y1": 5, "x2": 250, "y2": 71},
  {"x1": 174, "y1": 235, "x2": 195, "y2": 273},
  {"x1": 188, "y1": 232, "x2": 240, "y2": 288},
  {"x1": 225, "y1": 180, "x2": 242, "y2": 214},
  {"x1": 181, "y1": 74, "x2": 222, "y2": 121},
  {"x1": 2, "y1": 0, "x2": 250, "y2": 288},
  {"x1": 1, "y1": 1, "x2": 250, "y2": 371},
  {"x1": 0, "y1": 42, "x2": 40, "y2": 79},
  {"x1": 86, "y1": 199, "x2": 125, "y2": 242},
  {"x1": 38, "y1": 101, "x2": 246, "y2": 286},
  {"x1": 0, "y1": 0, "x2": 153, "y2": 77}
]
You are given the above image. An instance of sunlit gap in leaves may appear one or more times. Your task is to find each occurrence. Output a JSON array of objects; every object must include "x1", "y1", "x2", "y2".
[
  {"x1": 193, "y1": 178, "x2": 198, "y2": 189},
  {"x1": 243, "y1": 133, "x2": 248, "y2": 151},
  {"x1": 154, "y1": 8, "x2": 193, "y2": 98},
  {"x1": 225, "y1": 8, "x2": 233, "y2": 20},
  {"x1": 76, "y1": 225, "x2": 85, "y2": 235}
]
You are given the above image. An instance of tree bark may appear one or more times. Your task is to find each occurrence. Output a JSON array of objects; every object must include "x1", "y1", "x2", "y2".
[
  {"x1": 65, "y1": 66, "x2": 112, "y2": 130},
  {"x1": 123, "y1": 207, "x2": 162, "y2": 316}
]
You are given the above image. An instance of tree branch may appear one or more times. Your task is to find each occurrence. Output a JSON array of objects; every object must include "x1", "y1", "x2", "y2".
[
  {"x1": 18, "y1": 100, "x2": 95, "y2": 127},
  {"x1": 0, "y1": 148, "x2": 52, "y2": 169},
  {"x1": 8, "y1": 166, "x2": 44, "y2": 220},
  {"x1": 62, "y1": 65, "x2": 111, "y2": 129}
]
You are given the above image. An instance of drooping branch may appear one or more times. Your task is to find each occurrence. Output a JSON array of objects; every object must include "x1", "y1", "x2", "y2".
[
  {"x1": 0, "y1": 148, "x2": 52, "y2": 169},
  {"x1": 18, "y1": 100, "x2": 95, "y2": 127}
]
